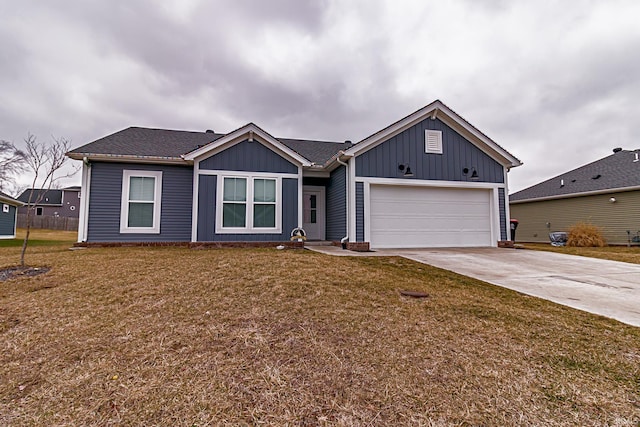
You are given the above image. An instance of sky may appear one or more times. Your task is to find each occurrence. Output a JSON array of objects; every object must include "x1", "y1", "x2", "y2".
[{"x1": 2, "y1": 0, "x2": 639, "y2": 194}]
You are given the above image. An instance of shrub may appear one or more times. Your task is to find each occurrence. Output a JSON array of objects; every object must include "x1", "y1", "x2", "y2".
[{"x1": 567, "y1": 222, "x2": 607, "y2": 247}]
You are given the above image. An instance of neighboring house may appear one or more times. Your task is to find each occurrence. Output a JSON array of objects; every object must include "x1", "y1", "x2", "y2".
[
  {"x1": 17, "y1": 186, "x2": 81, "y2": 218},
  {"x1": 66, "y1": 100, "x2": 522, "y2": 249},
  {"x1": 0, "y1": 191, "x2": 24, "y2": 239},
  {"x1": 510, "y1": 148, "x2": 640, "y2": 245}
]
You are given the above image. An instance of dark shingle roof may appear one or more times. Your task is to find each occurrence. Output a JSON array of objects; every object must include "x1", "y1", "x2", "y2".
[
  {"x1": 279, "y1": 138, "x2": 352, "y2": 165},
  {"x1": 69, "y1": 127, "x2": 349, "y2": 165},
  {"x1": 68, "y1": 127, "x2": 225, "y2": 158},
  {"x1": 17, "y1": 189, "x2": 63, "y2": 205},
  {"x1": 510, "y1": 149, "x2": 640, "y2": 201},
  {"x1": 0, "y1": 191, "x2": 22, "y2": 205}
]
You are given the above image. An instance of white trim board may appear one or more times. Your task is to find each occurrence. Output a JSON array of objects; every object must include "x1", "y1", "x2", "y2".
[
  {"x1": 119, "y1": 170, "x2": 163, "y2": 234},
  {"x1": 355, "y1": 176, "x2": 505, "y2": 190},
  {"x1": 197, "y1": 169, "x2": 299, "y2": 179}
]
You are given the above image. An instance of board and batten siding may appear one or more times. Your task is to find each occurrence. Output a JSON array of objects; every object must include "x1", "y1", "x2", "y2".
[
  {"x1": 87, "y1": 162, "x2": 193, "y2": 242},
  {"x1": 0, "y1": 204, "x2": 17, "y2": 237},
  {"x1": 199, "y1": 139, "x2": 298, "y2": 174},
  {"x1": 326, "y1": 166, "x2": 347, "y2": 241},
  {"x1": 355, "y1": 117, "x2": 504, "y2": 183},
  {"x1": 196, "y1": 176, "x2": 298, "y2": 241},
  {"x1": 509, "y1": 190, "x2": 640, "y2": 245},
  {"x1": 499, "y1": 188, "x2": 507, "y2": 240}
]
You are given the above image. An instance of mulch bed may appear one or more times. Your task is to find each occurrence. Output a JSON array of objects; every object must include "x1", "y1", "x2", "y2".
[{"x1": 0, "y1": 266, "x2": 50, "y2": 281}]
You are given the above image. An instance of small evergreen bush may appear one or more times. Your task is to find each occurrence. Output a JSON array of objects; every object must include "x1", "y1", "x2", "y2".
[{"x1": 567, "y1": 222, "x2": 606, "y2": 247}]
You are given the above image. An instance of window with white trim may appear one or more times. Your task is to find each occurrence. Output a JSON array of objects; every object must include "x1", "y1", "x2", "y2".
[
  {"x1": 120, "y1": 170, "x2": 162, "y2": 233},
  {"x1": 217, "y1": 175, "x2": 281, "y2": 233},
  {"x1": 425, "y1": 129, "x2": 443, "y2": 154}
]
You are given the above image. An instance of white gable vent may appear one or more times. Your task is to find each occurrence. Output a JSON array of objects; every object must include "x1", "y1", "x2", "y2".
[{"x1": 425, "y1": 130, "x2": 443, "y2": 154}]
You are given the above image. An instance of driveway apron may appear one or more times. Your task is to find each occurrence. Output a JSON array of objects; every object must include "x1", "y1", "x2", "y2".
[{"x1": 385, "y1": 248, "x2": 640, "y2": 327}]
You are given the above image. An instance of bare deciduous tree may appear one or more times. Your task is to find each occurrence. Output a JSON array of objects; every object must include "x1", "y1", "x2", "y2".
[
  {"x1": 20, "y1": 134, "x2": 78, "y2": 267},
  {"x1": 0, "y1": 140, "x2": 26, "y2": 193}
]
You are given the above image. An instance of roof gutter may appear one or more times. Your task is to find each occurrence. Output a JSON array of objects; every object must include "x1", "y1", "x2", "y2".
[
  {"x1": 67, "y1": 152, "x2": 189, "y2": 165},
  {"x1": 0, "y1": 195, "x2": 25, "y2": 206},
  {"x1": 510, "y1": 184, "x2": 640, "y2": 204},
  {"x1": 333, "y1": 151, "x2": 353, "y2": 247}
]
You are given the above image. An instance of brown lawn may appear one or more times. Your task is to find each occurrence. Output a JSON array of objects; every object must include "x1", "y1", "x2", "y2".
[
  {"x1": 522, "y1": 243, "x2": 640, "y2": 265},
  {"x1": 0, "y1": 232, "x2": 639, "y2": 426}
]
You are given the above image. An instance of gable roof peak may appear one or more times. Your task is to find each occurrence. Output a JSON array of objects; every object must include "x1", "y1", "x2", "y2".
[{"x1": 346, "y1": 99, "x2": 522, "y2": 168}]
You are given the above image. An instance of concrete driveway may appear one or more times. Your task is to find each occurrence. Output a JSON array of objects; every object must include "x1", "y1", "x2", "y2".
[{"x1": 384, "y1": 248, "x2": 640, "y2": 327}]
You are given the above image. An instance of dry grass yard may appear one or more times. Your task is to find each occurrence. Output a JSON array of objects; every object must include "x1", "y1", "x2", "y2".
[
  {"x1": 1, "y1": 231, "x2": 639, "y2": 426},
  {"x1": 522, "y1": 243, "x2": 640, "y2": 265}
]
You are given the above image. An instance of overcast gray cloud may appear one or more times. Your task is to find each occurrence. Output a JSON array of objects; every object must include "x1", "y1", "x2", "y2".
[{"x1": 1, "y1": 0, "x2": 639, "y2": 193}]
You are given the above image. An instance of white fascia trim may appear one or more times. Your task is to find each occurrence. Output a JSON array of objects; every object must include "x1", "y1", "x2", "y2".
[
  {"x1": 510, "y1": 184, "x2": 640, "y2": 204},
  {"x1": 183, "y1": 123, "x2": 312, "y2": 166},
  {"x1": 348, "y1": 157, "x2": 357, "y2": 242},
  {"x1": 355, "y1": 176, "x2": 505, "y2": 190},
  {"x1": 77, "y1": 162, "x2": 91, "y2": 242},
  {"x1": 0, "y1": 196, "x2": 23, "y2": 206},
  {"x1": 119, "y1": 170, "x2": 163, "y2": 234},
  {"x1": 346, "y1": 100, "x2": 442, "y2": 156},
  {"x1": 67, "y1": 153, "x2": 187, "y2": 165},
  {"x1": 345, "y1": 100, "x2": 522, "y2": 168},
  {"x1": 12, "y1": 204, "x2": 17, "y2": 239},
  {"x1": 191, "y1": 161, "x2": 200, "y2": 242},
  {"x1": 198, "y1": 169, "x2": 299, "y2": 179},
  {"x1": 434, "y1": 106, "x2": 522, "y2": 168},
  {"x1": 302, "y1": 169, "x2": 330, "y2": 178},
  {"x1": 214, "y1": 174, "x2": 283, "y2": 234}
]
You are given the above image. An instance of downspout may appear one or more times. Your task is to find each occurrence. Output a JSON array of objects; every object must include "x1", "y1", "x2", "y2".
[{"x1": 336, "y1": 154, "x2": 349, "y2": 248}]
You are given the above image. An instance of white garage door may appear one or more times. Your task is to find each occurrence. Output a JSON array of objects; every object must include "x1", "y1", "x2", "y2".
[{"x1": 369, "y1": 185, "x2": 493, "y2": 248}]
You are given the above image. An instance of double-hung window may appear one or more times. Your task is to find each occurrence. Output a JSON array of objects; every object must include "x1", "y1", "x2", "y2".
[
  {"x1": 222, "y1": 177, "x2": 247, "y2": 227},
  {"x1": 218, "y1": 175, "x2": 280, "y2": 233},
  {"x1": 120, "y1": 170, "x2": 162, "y2": 233}
]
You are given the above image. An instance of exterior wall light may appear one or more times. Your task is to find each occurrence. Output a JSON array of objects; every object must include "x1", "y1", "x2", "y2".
[
  {"x1": 398, "y1": 163, "x2": 414, "y2": 177},
  {"x1": 462, "y1": 167, "x2": 479, "y2": 181},
  {"x1": 609, "y1": 197, "x2": 617, "y2": 203}
]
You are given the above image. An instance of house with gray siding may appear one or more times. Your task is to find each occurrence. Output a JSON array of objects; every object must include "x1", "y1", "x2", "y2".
[
  {"x1": 67, "y1": 100, "x2": 522, "y2": 250},
  {"x1": 0, "y1": 191, "x2": 24, "y2": 239},
  {"x1": 510, "y1": 148, "x2": 640, "y2": 245},
  {"x1": 17, "y1": 187, "x2": 81, "y2": 218}
]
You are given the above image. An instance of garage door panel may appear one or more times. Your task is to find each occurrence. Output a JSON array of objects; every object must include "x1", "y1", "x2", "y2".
[{"x1": 369, "y1": 185, "x2": 492, "y2": 248}]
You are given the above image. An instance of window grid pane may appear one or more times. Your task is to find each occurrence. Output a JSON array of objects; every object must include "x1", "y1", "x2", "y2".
[
  {"x1": 129, "y1": 177, "x2": 155, "y2": 201},
  {"x1": 253, "y1": 204, "x2": 275, "y2": 228},
  {"x1": 128, "y1": 202, "x2": 154, "y2": 227},
  {"x1": 254, "y1": 179, "x2": 276, "y2": 203},
  {"x1": 223, "y1": 178, "x2": 246, "y2": 202},
  {"x1": 223, "y1": 203, "x2": 246, "y2": 227}
]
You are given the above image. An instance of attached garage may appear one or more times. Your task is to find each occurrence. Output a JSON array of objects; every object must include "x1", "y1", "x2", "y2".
[{"x1": 368, "y1": 185, "x2": 494, "y2": 248}]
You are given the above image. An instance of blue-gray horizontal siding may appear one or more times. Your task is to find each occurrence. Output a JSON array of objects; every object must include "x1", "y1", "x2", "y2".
[
  {"x1": 0, "y1": 205, "x2": 17, "y2": 236},
  {"x1": 326, "y1": 166, "x2": 347, "y2": 241},
  {"x1": 199, "y1": 139, "x2": 298, "y2": 174},
  {"x1": 87, "y1": 162, "x2": 193, "y2": 242},
  {"x1": 499, "y1": 188, "x2": 507, "y2": 240},
  {"x1": 356, "y1": 182, "x2": 364, "y2": 242},
  {"x1": 356, "y1": 118, "x2": 504, "y2": 183},
  {"x1": 197, "y1": 176, "x2": 298, "y2": 241}
]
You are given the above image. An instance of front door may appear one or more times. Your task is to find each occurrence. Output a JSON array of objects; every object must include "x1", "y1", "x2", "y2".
[{"x1": 302, "y1": 186, "x2": 325, "y2": 240}]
